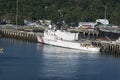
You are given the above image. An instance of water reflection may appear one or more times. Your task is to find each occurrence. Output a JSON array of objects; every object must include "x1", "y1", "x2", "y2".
[
  {"x1": 0, "y1": 38, "x2": 32, "y2": 47},
  {"x1": 0, "y1": 65, "x2": 3, "y2": 80},
  {"x1": 100, "y1": 52, "x2": 120, "y2": 58},
  {"x1": 36, "y1": 44, "x2": 100, "y2": 79},
  {"x1": 37, "y1": 43, "x2": 100, "y2": 59}
]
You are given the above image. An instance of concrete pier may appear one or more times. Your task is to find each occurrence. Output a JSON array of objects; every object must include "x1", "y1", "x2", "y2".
[
  {"x1": 79, "y1": 30, "x2": 99, "y2": 38},
  {"x1": 70, "y1": 29, "x2": 100, "y2": 39},
  {"x1": 1, "y1": 29, "x2": 38, "y2": 42},
  {"x1": 92, "y1": 41, "x2": 120, "y2": 54}
]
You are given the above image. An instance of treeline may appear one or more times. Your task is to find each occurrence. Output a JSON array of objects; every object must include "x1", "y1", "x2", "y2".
[{"x1": 0, "y1": 0, "x2": 120, "y2": 25}]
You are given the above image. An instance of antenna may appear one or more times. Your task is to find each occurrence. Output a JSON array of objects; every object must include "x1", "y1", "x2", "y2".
[
  {"x1": 104, "y1": 6, "x2": 107, "y2": 19},
  {"x1": 16, "y1": 0, "x2": 18, "y2": 30}
]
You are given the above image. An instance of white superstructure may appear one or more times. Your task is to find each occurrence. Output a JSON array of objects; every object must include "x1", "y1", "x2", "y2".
[{"x1": 36, "y1": 28, "x2": 100, "y2": 52}]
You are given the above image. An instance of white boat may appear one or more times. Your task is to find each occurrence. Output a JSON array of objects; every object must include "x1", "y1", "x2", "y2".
[{"x1": 36, "y1": 28, "x2": 100, "y2": 52}]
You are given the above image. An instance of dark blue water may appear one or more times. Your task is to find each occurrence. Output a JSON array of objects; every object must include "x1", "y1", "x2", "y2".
[{"x1": 0, "y1": 38, "x2": 120, "y2": 80}]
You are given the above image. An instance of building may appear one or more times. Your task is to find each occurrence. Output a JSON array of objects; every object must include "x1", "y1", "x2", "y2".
[{"x1": 78, "y1": 22, "x2": 96, "y2": 29}]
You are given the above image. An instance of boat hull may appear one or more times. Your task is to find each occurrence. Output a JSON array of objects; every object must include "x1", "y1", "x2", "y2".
[{"x1": 36, "y1": 35, "x2": 100, "y2": 52}]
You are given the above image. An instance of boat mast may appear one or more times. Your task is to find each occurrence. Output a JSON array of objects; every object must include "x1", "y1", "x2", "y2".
[
  {"x1": 16, "y1": 0, "x2": 18, "y2": 30},
  {"x1": 103, "y1": 6, "x2": 108, "y2": 25},
  {"x1": 104, "y1": 6, "x2": 107, "y2": 19}
]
